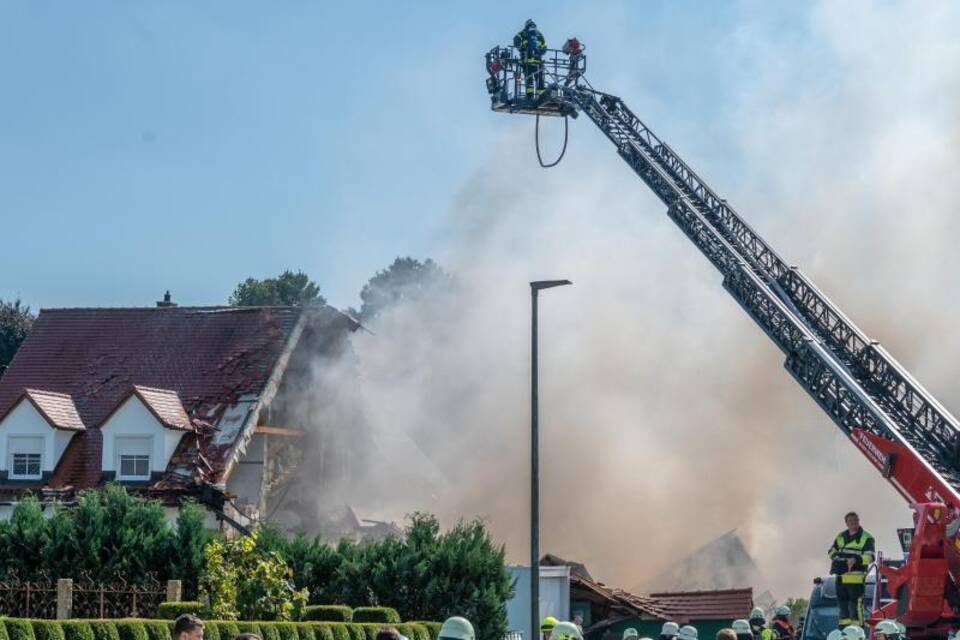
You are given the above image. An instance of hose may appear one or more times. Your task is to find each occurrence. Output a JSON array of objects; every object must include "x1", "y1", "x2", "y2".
[{"x1": 535, "y1": 113, "x2": 568, "y2": 168}]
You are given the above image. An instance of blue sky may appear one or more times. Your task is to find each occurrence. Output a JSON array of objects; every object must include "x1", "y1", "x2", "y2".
[{"x1": 0, "y1": 1, "x2": 804, "y2": 310}]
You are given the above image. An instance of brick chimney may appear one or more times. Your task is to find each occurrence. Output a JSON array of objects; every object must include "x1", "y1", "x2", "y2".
[{"x1": 156, "y1": 290, "x2": 177, "y2": 308}]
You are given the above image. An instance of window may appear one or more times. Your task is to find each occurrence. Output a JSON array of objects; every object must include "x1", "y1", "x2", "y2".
[
  {"x1": 116, "y1": 437, "x2": 152, "y2": 481},
  {"x1": 8, "y1": 437, "x2": 43, "y2": 480}
]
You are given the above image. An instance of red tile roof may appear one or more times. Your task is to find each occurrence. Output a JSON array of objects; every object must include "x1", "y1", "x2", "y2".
[
  {"x1": 104, "y1": 385, "x2": 192, "y2": 431},
  {"x1": 642, "y1": 588, "x2": 753, "y2": 621},
  {"x1": 0, "y1": 389, "x2": 86, "y2": 430},
  {"x1": 0, "y1": 306, "x2": 312, "y2": 492}
]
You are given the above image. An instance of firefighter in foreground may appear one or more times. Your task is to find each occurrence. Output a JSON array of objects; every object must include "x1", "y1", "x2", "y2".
[
  {"x1": 828, "y1": 512, "x2": 876, "y2": 628},
  {"x1": 513, "y1": 19, "x2": 546, "y2": 96},
  {"x1": 749, "y1": 608, "x2": 774, "y2": 640},
  {"x1": 770, "y1": 605, "x2": 794, "y2": 640},
  {"x1": 438, "y1": 617, "x2": 474, "y2": 640}
]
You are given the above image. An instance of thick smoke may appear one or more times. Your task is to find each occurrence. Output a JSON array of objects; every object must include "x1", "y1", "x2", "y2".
[{"x1": 303, "y1": 2, "x2": 960, "y2": 598}]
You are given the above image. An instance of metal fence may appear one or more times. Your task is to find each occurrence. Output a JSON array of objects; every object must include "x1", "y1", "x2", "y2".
[{"x1": 0, "y1": 573, "x2": 167, "y2": 619}]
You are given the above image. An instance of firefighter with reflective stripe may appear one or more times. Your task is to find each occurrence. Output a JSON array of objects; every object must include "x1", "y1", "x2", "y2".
[
  {"x1": 770, "y1": 605, "x2": 794, "y2": 640},
  {"x1": 749, "y1": 608, "x2": 775, "y2": 640},
  {"x1": 513, "y1": 19, "x2": 547, "y2": 96},
  {"x1": 828, "y1": 511, "x2": 875, "y2": 628}
]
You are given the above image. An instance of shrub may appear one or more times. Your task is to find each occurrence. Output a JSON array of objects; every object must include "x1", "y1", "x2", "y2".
[
  {"x1": 258, "y1": 624, "x2": 280, "y2": 640},
  {"x1": 31, "y1": 621, "x2": 64, "y2": 640},
  {"x1": 323, "y1": 626, "x2": 349, "y2": 640},
  {"x1": 87, "y1": 622, "x2": 119, "y2": 640},
  {"x1": 356, "y1": 626, "x2": 378, "y2": 640},
  {"x1": 409, "y1": 624, "x2": 441, "y2": 640},
  {"x1": 297, "y1": 627, "x2": 316, "y2": 640},
  {"x1": 209, "y1": 623, "x2": 238, "y2": 640},
  {"x1": 141, "y1": 622, "x2": 169, "y2": 640},
  {"x1": 0, "y1": 620, "x2": 10, "y2": 640},
  {"x1": 61, "y1": 622, "x2": 94, "y2": 640},
  {"x1": 114, "y1": 621, "x2": 148, "y2": 640},
  {"x1": 275, "y1": 624, "x2": 298, "y2": 640},
  {"x1": 157, "y1": 603, "x2": 202, "y2": 620},
  {"x1": 236, "y1": 624, "x2": 263, "y2": 638},
  {"x1": 343, "y1": 626, "x2": 364, "y2": 640},
  {"x1": 303, "y1": 608, "x2": 352, "y2": 623},
  {"x1": 306, "y1": 625, "x2": 334, "y2": 640},
  {"x1": 409, "y1": 625, "x2": 432, "y2": 640},
  {"x1": 352, "y1": 610, "x2": 400, "y2": 625},
  {"x1": 5, "y1": 620, "x2": 36, "y2": 640},
  {"x1": 197, "y1": 624, "x2": 218, "y2": 640}
]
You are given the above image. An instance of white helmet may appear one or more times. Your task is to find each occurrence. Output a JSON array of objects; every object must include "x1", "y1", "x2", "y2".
[
  {"x1": 826, "y1": 632, "x2": 843, "y2": 640},
  {"x1": 842, "y1": 626, "x2": 866, "y2": 640},
  {"x1": 678, "y1": 626, "x2": 698, "y2": 640},
  {"x1": 661, "y1": 623, "x2": 680, "y2": 638},
  {"x1": 732, "y1": 621, "x2": 752, "y2": 636},
  {"x1": 874, "y1": 621, "x2": 903, "y2": 638},
  {"x1": 750, "y1": 608, "x2": 766, "y2": 621},
  {"x1": 775, "y1": 605, "x2": 790, "y2": 618},
  {"x1": 551, "y1": 622, "x2": 583, "y2": 640},
  {"x1": 439, "y1": 617, "x2": 475, "y2": 640},
  {"x1": 623, "y1": 630, "x2": 640, "y2": 640}
]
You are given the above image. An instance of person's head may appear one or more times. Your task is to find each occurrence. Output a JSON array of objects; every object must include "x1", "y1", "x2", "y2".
[
  {"x1": 376, "y1": 629, "x2": 403, "y2": 640},
  {"x1": 623, "y1": 629, "x2": 640, "y2": 640},
  {"x1": 732, "y1": 620, "x2": 752, "y2": 640},
  {"x1": 439, "y1": 618, "x2": 475, "y2": 640},
  {"x1": 716, "y1": 630, "x2": 736, "y2": 640},
  {"x1": 873, "y1": 620, "x2": 904, "y2": 640},
  {"x1": 774, "y1": 606, "x2": 790, "y2": 621},
  {"x1": 542, "y1": 617, "x2": 559, "y2": 639},
  {"x1": 845, "y1": 512, "x2": 861, "y2": 532},
  {"x1": 678, "y1": 626, "x2": 698, "y2": 640},
  {"x1": 660, "y1": 623, "x2": 680, "y2": 640},
  {"x1": 173, "y1": 615, "x2": 204, "y2": 640},
  {"x1": 551, "y1": 622, "x2": 583, "y2": 640},
  {"x1": 235, "y1": 634, "x2": 261, "y2": 640},
  {"x1": 525, "y1": 19, "x2": 537, "y2": 29},
  {"x1": 841, "y1": 626, "x2": 866, "y2": 640},
  {"x1": 749, "y1": 608, "x2": 766, "y2": 625}
]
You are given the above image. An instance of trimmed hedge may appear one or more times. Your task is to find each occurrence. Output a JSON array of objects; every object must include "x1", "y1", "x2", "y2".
[
  {"x1": 236, "y1": 623, "x2": 263, "y2": 638},
  {"x1": 114, "y1": 621, "x2": 148, "y2": 640},
  {"x1": 0, "y1": 621, "x2": 10, "y2": 640},
  {"x1": 156, "y1": 603, "x2": 202, "y2": 621},
  {"x1": 275, "y1": 623, "x2": 299, "y2": 640},
  {"x1": 88, "y1": 623, "x2": 119, "y2": 640},
  {"x1": 258, "y1": 624, "x2": 280, "y2": 640},
  {"x1": 351, "y1": 610, "x2": 399, "y2": 626},
  {"x1": 141, "y1": 622, "x2": 169, "y2": 640},
  {"x1": 31, "y1": 622, "x2": 65, "y2": 640},
  {"x1": 306, "y1": 625, "x2": 334, "y2": 640},
  {"x1": 344, "y1": 626, "x2": 365, "y2": 640},
  {"x1": 199, "y1": 624, "x2": 219, "y2": 640},
  {"x1": 296, "y1": 626, "x2": 316, "y2": 640},
  {"x1": 5, "y1": 620, "x2": 36, "y2": 640},
  {"x1": 410, "y1": 623, "x2": 441, "y2": 640},
  {"x1": 208, "y1": 623, "x2": 238, "y2": 640},
  {"x1": 303, "y1": 607, "x2": 352, "y2": 623},
  {"x1": 61, "y1": 622, "x2": 94, "y2": 640}
]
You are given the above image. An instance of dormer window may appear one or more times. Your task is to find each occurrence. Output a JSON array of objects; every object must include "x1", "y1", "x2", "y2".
[
  {"x1": 9, "y1": 436, "x2": 43, "y2": 480},
  {"x1": 116, "y1": 437, "x2": 152, "y2": 481}
]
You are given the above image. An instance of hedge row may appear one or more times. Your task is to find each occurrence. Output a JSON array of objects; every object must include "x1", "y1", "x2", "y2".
[{"x1": 0, "y1": 620, "x2": 437, "y2": 640}]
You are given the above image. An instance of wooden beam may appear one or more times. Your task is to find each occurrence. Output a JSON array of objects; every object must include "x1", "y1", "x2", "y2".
[{"x1": 255, "y1": 426, "x2": 306, "y2": 437}]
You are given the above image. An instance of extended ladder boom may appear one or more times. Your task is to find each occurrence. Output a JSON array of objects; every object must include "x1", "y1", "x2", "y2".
[{"x1": 485, "y1": 44, "x2": 960, "y2": 617}]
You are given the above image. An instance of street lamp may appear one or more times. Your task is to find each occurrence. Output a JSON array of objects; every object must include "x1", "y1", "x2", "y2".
[{"x1": 530, "y1": 279, "x2": 572, "y2": 640}]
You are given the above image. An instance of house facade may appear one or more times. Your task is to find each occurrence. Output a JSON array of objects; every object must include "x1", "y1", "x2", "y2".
[{"x1": 0, "y1": 303, "x2": 359, "y2": 532}]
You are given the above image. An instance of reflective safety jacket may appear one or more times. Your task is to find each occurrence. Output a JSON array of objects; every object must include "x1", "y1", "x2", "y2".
[
  {"x1": 828, "y1": 527, "x2": 876, "y2": 584},
  {"x1": 514, "y1": 27, "x2": 546, "y2": 61},
  {"x1": 771, "y1": 619, "x2": 794, "y2": 640},
  {"x1": 751, "y1": 624, "x2": 775, "y2": 640}
]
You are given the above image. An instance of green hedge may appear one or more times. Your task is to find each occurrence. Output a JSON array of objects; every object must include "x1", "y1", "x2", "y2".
[
  {"x1": 208, "y1": 623, "x2": 238, "y2": 640},
  {"x1": 31, "y1": 622, "x2": 64, "y2": 640},
  {"x1": 296, "y1": 626, "x2": 316, "y2": 640},
  {"x1": 303, "y1": 607, "x2": 352, "y2": 623},
  {"x1": 141, "y1": 622, "x2": 168, "y2": 640},
  {"x1": 306, "y1": 625, "x2": 334, "y2": 640},
  {"x1": 114, "y1": 621, "x2": 148, "y2": 640},
  {"x1": 236, "y1": 623, "x2": 263, "y2": 638},
  {"x1": 60, "y1": 622, "x2": 94, "y2": 640},
  {"x1": 156, "y1": 603, "x2": 202, "y2": 621},
  {"x1": 351, "y1": 610, "x2": 399, "y2": 625},
  {"x1": 5, "y1": 620, "x2": 36, "y2": 640},
  {"x1": 410, "y1": 623, "x2": 441, "y2": 640},
  {"x1": 88, "y1": 622, "x2": 119, "y2": 640},
  {"x1": 274, "y1": 623, "x2": 299, "y2": 640}
]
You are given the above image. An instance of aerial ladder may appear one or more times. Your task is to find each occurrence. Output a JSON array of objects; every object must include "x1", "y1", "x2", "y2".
[{"x1": 485, "y1": 40, "x2": 960, "y2": 638}]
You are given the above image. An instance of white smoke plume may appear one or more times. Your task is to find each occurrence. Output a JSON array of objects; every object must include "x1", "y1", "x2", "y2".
[{"x1": 299, "y1": 2, "x2": 960, "y2": 598}]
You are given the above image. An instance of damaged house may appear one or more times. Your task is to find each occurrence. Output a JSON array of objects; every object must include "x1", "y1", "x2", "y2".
[{"x1": 0, "y1": 301, "x2": 364, "y2": 533}]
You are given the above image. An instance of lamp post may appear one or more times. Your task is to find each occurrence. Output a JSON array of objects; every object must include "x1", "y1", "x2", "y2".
[{"x1": 530, "y1": 279, "x2": 572, "y2": 640}]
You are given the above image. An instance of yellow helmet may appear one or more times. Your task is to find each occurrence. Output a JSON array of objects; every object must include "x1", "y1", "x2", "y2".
[{"x1": 542, "y1": 618, "x2": 559, "y2": 632}]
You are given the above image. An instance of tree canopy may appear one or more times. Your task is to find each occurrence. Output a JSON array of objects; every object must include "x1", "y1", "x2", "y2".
[
  {"x1": 0, "y1": 298, "x2": 35, "y2": 374},
  {"x1": 358, "y1": 257, "x2": 452, "y2": 320},
  {"x1": 229, "y1": 270, "x2": 325, "y2": 307}
]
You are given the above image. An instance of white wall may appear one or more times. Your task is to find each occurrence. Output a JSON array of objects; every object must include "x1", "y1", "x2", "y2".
[
  {"x1": 225, "y1": 433, "x2": 265, "y2": 507},
  {"x1": 101, "y1": 396, "x2": 183, "y2": 474},
  {"x1": 506, "y1": 565, "x2": 571, "y2": 640},
  {"x1": 0, "y1": 400, "x2": 77, "y2": 474}
]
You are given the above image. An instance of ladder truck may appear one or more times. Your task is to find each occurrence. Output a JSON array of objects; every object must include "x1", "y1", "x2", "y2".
[{"x1": 485, "y1": 41, "x2": 960, "y2": 638}]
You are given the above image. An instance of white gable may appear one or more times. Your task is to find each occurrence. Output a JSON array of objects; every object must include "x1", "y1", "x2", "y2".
[
  {"x1": 101, "y1": 395, "x2": 182, "y2": 475},
  {"x1": 0, "y1": 399, "x2": 75, "y2": 474}
]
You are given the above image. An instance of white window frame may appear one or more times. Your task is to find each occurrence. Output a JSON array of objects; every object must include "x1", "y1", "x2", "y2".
[
  {"x1": 115, "y1": 436, "x2": 153, "y2": 481},
  {"x1": 8, "y1": 436, "x2": 44, "y2": 480}
]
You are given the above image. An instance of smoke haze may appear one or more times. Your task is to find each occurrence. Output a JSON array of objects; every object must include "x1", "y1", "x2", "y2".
[{"x1": 301, "y1": 2, "x2": 960, "y2": 599}]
